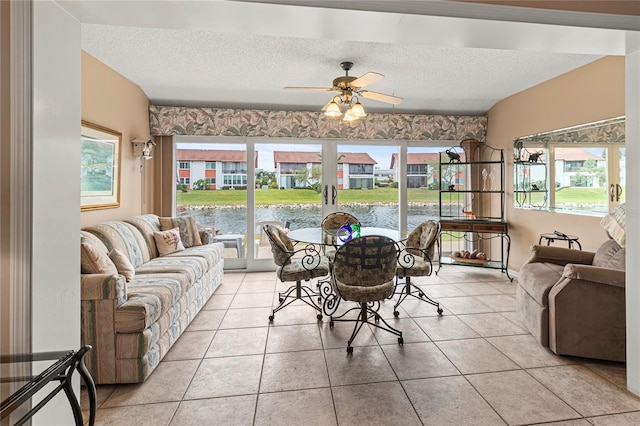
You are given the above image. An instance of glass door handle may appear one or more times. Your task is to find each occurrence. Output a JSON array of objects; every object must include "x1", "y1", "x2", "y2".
[
  {"x1": 332, "y1": 185, "x2": 337, "y2": 205},
  {"x1": 616, "y1": 184, "x2": 622, "y2": 201},
  {"x1": 609, "y1": 184, "x2": 615, "y2": 202},
  {"x1": 323, "y1": 185, "x2": 328, "y2": 205}
]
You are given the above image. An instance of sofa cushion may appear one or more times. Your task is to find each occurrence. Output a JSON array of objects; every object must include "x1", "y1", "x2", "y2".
[
  {"x1": 81, "y1": 241, "x2": 118, "y2": 275},
  {"x1": 135, "y1": 253, "x2": 210, "y2": 284},
  {"x1": 518, "y1": 262, "x2": 564, "y2": 306},
  {"x1": 126, "y1": 214, "x2": 161, "y2": 259},
  {"x1": 600, "y1": 203, "x2": 625, "y2": 247},
  {"x1": 159, "y1": 216, "x2": 202, "y2": 248},
  {"x1": 84, "y1": 222, "x2": 151, "y2": 268},
  {"x1": 592, "y1": 238, "x2": 625, "y2": 270},
  {"x1": 154, "y1": 228, "x2": 185, "y2": 256},
  {"x1": 109, "y1": 249, "x2": 135, "y2": 282}
]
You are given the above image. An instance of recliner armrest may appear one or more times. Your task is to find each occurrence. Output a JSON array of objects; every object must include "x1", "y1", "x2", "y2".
[
  {"x1": 525, "y1": 245, "x2": 595, "y2": 266},
  {"x1": 562, "y1": 264, "x2": 625, "y2": 287}
]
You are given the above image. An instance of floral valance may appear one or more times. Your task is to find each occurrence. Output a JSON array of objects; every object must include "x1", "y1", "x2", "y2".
[
  {"x1": 149, "y1": 105, "x2": 487, "y2": 141},
  {"x1": 514, "y1": 116, "x2": 625, "y2": 145}
]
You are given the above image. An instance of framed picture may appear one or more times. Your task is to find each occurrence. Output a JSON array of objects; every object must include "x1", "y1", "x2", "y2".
[{"x1": 81, "y1": 121, "x2": 122, "y2": 211}]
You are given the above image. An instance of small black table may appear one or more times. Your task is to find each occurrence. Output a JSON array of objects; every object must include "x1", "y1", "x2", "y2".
[{"x1": 539, "y1": 232, "x2": 582, "y2": 250}]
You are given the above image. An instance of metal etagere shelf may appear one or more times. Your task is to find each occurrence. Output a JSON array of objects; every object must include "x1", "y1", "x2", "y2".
[{"x1": 438, "y1": 140, "x2": 512, "y2": 280}]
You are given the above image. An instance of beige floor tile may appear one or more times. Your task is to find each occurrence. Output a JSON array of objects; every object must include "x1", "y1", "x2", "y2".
[
  {"x1": 243, "y1": 271, "x2": 278, "y2": 282},
  {"x1": 203, "y1": 293, "x2": 234, "y2": 310},
  {"x1": 532, "y1": 420, "x2": 591, "y2": 425},
  {"x1": 410, "y1": 273, "x2": 450, "y2": 285},
  {"x1": 419, "y1": 283, "x2": 468, "y2": 298},
  {"x1": 260, "y1": 350, "x2": 330, "y2": 392},
  {"x1": 453, "y1": 281, "x2": 504, "y2": 296},
  {"x1": 473, "y1": 294, "x2": 517, "y2": 312},
  {"x1": 266, "y1": 323, "x2": 323, "y2": 352},
  {"x1": 333, "y1": 381, "x2": 422, "y2": 425},
  {"x1": 164, "y1": 330, "x2": 215, "y2": 361},
  {"x1": 94, "y1": 402, "x2": 179, "y2": 426},
  {"x1": 324, "y1": 346, "x2": 396, "y2": 386},
  {"x1": 255, "y1": 388, "x2": 337, "y2": 426},
  {"x1": 370, "y1": 317, "x2": 429, "y2": 345},
  {"x1": 486, "y1": 334, "x2": 572, "y2": 368},
  {"x1": 237, "y1": 279, "x2": 276, "y2": 293},
  {"x1": 436, "y1": 338, "x2": 519, "y2": 374},
  {"x1": 184, "y1": 355, "x2": 263, "y2": 399},
  {"x1": 458, "y1": 312, "x2": 527, "y2": 337},
  {"x1": 402, "y1": 376, "x2": 506, "y2": 425},
  {"x1": 587, "y1": 411, "x2": 640, "y2": 425},
  {"x1": 218, "y1": 307, "x2": 272, "y2": 329},
  {"x1": 319, "y1": 321, "x2": 378, "y2": 349},
  {"x1": 206, "y1": 327, "x2": 268, "y2": 357},
  {"x1": 170, "y1": 395, "x2": 256, "y2": 426},
  {"x1": 467, "y1": 370, "x2": 580, "y2": 424},
  {"x1": 215, "y1": 281, "x2": 241, "y2": 294},
  {"x1": 413, "y1": 315, "x2": 480, "y2": 341},
  {"x1": 186, "y1": 309, "x2": 225, "y2": 331},
  {"x1": 582, "y1": 361, "x2": 628, "y2": 388},
  {"x1": 222, "y1": 272, "x2": 245, "y2": 284},
  {"x1": 437, "y1": 296, "x2": 494, "y2": 314},
  {"x1": 486, "y1": 280, "x2": 518, "y2": 295},
  {"x1": 229, "y1": 291, "x2": 275, "y2": 309},
  {"x1": 500, "y1": 310, "x2": 527, "y2": 329},
  {"x1": 103, "y1": 360, "x2": 200, "y2": 407},
  {"x1": 528, "y1": 365, "x2": 640, "y2": 417},
  {"x1": 381, "y1": 342, "x2": 460, "y2": 380}
]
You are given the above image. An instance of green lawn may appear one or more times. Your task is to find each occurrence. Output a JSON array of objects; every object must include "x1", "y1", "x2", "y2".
[
  {"x1": 176, "y1": 186, "x2": 605, "y2": 207},
  {"x1": 177, "y1": 187, "x2": 441, "y2": 206}
]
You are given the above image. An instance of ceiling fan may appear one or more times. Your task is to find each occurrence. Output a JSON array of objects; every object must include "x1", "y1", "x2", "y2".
[{"x1": 284, "y1": 61, "x2": 403, "y2": 121}]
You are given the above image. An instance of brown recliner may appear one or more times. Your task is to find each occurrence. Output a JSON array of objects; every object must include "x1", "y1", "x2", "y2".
[{"x1": 516, "y1": 236, "x2": 625, "y2": 362}]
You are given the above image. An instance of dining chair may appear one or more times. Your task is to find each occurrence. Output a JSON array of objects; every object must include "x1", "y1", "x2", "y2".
[
  {"x1": 263, "y1": 224, "x2": 330, "y2": 321},
  {"x1": 393, "y1": 220, "x2": 443, "y2": 316},
  {"x1": 321, "y1": 212, "x2": 361, "y2": 259},
  {"x1": 329, "y1": 235, "x2": 403, "y2": 353}
]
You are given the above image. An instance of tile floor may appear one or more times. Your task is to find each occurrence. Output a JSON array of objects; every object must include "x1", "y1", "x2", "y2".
[{"x1": 82, "y1": 266, "x2": 640, "y2": 425}]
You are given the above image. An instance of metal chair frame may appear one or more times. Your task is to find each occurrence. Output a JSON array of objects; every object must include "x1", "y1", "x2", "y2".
[{"x1": 328, "y1": 235, "x2": 403, "y2": 353}]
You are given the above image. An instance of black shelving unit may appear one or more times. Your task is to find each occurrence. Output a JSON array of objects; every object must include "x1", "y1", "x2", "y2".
[
  {"x1": 438, "y1": 140, "x2": 512, "y2": 280},
  {"x1": 514, "y1": 148, "x2": 548, "y2": 209}
]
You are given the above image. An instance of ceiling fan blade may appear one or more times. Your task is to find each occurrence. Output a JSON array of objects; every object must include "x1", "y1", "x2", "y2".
[
  {"x1": 360, "y1": 90, "x2": 404, "y2": 105},
  {"x1": 350, "y1": 72, "x2": 384, "y2": 88},
  {"x1": 283, "y1": 86, "x2": 334, "y2": 91}
]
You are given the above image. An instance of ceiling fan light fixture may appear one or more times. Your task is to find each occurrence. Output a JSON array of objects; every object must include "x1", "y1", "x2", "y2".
[
  {"x1": 351, "y1": 101, "x2": 366, "y2": 118},
  {"x1": 324, "y1": 100, "x2": 342, "y2": 118},
  {"x1": 342, "y1": 107, "x2": 356, "y2": 122}
]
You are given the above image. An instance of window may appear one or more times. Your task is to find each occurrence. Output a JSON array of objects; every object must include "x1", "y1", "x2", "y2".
[
  {"x1": 179, "y1": 161, "x2": 190, "y2": 169},
  {"x1": 407, "y1": 164, "x2": 427, "y2": 175},
  {"x1": 349, "y1": 164, "x2": 373, "y2": 174},
  {"x1": 179, "y1": 177, "x2": 190, "y2": 185},
  {"x1": 205, "y1": 162, "x2": 216, "y2": 170}
]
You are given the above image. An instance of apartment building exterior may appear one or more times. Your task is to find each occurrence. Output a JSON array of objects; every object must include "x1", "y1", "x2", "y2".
[{"x1": 176, "y1": 149, "x2": 257, "y2": 189}]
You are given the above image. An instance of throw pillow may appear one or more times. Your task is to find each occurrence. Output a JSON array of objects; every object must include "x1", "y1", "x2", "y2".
[
  {"x1": 109, "y1": 248, "x2": 135, "y2": 282},
  {"x1": 154, "y1": 228, "x2": 186, "y2": 256},
  {"x1": 159, "y1": 216, "x2": 202, "y2": 248},
  {"x1": 81, "y1": 242, "x2": 118, "y2": 275},
  {"x1": 600, "y1": 203, "x2": 625, "y2": 247}
]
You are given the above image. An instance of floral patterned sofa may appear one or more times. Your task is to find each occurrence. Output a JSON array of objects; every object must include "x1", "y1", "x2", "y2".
[{"x1": 80, "y1": 214, "x2": 224, "y2": 384}]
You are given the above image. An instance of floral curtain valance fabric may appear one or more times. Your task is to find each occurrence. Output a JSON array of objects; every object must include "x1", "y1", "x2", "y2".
[
  {"x1": 149, "y1": 105, "x2": 487, "y2": 141},
  {"x1": 514, "y1": 116, "x2": 625, "y2": 145}
]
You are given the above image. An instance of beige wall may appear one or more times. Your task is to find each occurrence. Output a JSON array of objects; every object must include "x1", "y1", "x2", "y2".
[
  {"x1": 487, "y1": 56, "x2": 625, "y2": 270},
  {"x1": 81, "y1": 51, "x2": 152, "y2": 227}
]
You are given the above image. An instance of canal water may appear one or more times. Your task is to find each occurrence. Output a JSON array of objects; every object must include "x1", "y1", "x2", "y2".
[{"x1": 180, "y1": 203, "x2": 448, "y2": 234}]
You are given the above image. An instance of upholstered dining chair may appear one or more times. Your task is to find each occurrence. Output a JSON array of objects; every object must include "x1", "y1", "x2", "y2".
[
  {"x1": 329, "y1": 235, "x2": 403, "y2": 353},
  {"x1": 321, "y1": 212, "x2": 361, "y2": 259},
  {"x1": 393, "y1": 220, "x2": 443, "y2": 316},
  {"x1": 264, "y1": 224, "x2": 330, "y2": 321}
]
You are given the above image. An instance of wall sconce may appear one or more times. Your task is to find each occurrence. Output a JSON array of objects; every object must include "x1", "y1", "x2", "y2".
[{"x1": 131, "y1": 138, "x2": 155, "y2": 160}]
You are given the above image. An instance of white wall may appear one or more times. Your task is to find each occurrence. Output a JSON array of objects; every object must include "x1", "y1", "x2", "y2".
[{"x1": 32, "y1": 1, "x2": 81, "y2": 423}]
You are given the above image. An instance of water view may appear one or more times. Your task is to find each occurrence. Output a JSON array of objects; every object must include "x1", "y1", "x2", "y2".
[{"x1": 180, "y1": 204, "x2": 442, "y2": 234}]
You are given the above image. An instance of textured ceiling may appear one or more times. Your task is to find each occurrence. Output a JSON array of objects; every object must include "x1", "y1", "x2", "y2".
[{"x1": 59, "y1": 0, "x2": 636, "y2": 116}]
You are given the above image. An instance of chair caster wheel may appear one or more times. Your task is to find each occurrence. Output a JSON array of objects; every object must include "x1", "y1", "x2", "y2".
[
  {"x1": 329, "y1": 321, "x2": 334, "y2": 328},
  {"x1": 398, "y1": 337, "x2": 404, "y2": 345},
  {"x1": 437, "y1": 307, "x2": 443, "y2": 315},
  {"x1": 279, "y1": 297, "x2": 284, "y2": 303},
  {"x1": 418, "y1": 292, "x2": 424, "y2": 298},
  {"x1": 347, "y1": 346, "x2": 353, "y2": 354},
  {"x1": 317, "y1": 297, "x2": 322, "y2": 303},
  {"x1": 317, "y1": 314, "x2": 323, "y2": 320},
  {"x1": 268, "y1": 315, "x2": 274, "y2": 321},
  {"x1": 374, "y1": 315, "x2": 380, "y2": 323},
  {"x1": 393, "y1": 310, "x2": 400, "y2": 317}
]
